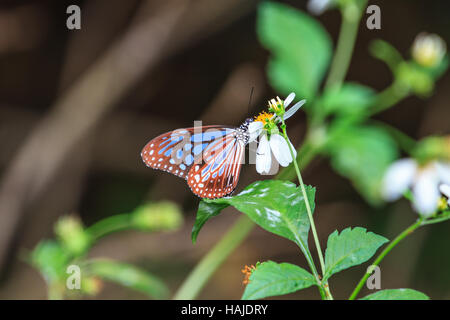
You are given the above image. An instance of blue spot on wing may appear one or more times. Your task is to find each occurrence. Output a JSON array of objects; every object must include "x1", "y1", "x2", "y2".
[
  {"x1": 158, "y1": 136, "x2": 182, "y2": 152},
  {"x1": 193, "y1": 143, "x2": 208, "y2": 155},
  {"x1": 164, "y1": 148, "x2": 172, "y2": 157},
  {"x1": 185, "y1": 154, "x2": 194, "y2": 165}
]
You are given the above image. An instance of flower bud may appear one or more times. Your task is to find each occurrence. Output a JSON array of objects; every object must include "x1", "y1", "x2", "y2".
[
  {"x1": 131, "y1": 202, "x2": 183, "y2": 232},
  {"x1": 54, "y1": 216, "x2": 91, "y2": 257},
  {"x1": 412, "y1": 33, "x2": 446, "y2": 68},
  {"x1": 307, "y1": 0, "x2": 334, "y2": 15},
  {"x1": 81, "y1": 276, "x2": 103, "y2": 296}
]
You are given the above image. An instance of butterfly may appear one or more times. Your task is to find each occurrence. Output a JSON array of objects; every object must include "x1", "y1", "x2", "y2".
[{"x1": 141, "y1": 118, "x2": 254, "y2": 199}]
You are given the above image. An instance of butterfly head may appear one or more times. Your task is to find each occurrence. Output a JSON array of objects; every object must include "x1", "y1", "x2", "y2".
[
  {"x1": 239, "y1": 118, "x2": 254, "y2": 131},
  {"x1": 235, "y1": 118, "x2": 253, "y2": 145}
]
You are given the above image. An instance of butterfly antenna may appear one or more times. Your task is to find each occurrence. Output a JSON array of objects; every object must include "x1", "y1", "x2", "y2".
[{"x1": 247, "y1": 86, "x2": 254, "y2": 115}]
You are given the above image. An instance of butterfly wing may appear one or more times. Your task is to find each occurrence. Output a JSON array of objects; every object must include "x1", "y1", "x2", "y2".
[
  {"x1": 187, "y1": 134, "x2": 246, "y2": 199},
  {"x1": 141, "y1": 125, "x2": 236, "y2": 180}
]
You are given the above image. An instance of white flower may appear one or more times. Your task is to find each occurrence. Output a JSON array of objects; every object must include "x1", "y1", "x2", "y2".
[
  {"x1": 248, "y1": 93, "x2": 305, "y2": 142},
  {"x1": 382, "y1": 159, "x2": 450, "y2": 216},
  {"x1": 307, "y1": 0, "x2": 334, "y2": 15},
  {"x1": 412, "y1": 32, "x2": 447, "y2": 68},
  {"x1": 440, "y1": 184, "x2": 450, "y2": 206},
  {"x1": 248, "y1": 92, "x2": 304, "y2": 175},
  {"x1": 255, "y1": 132, "x2": 297, "y2": 174}
]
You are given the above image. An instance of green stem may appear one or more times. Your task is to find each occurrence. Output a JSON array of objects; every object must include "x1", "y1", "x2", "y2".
[
  {"x1": 369, "y1": 81, "x2": 410, "y2": 116},
  {"x1": 324, "y1": 1, "x2": 367, "y2": 89},
  {"x1": 173, "y1": 215, "x2": 255, "y2": 300},
  {"x1": 421, "y1": 212, "x2": 450, "y2": 225},
  {"x1": 48, "y1": 282, "x2": 64, "y2": 300},
  {"x1": 86, "y1": 214, "x2": 132, "y2": 241},
  {"x1": 348, "y1": 218, "x2": 424, "y2": 300},
  {"x1": 275, "y1": 138, "x2": 318, "y2": 181},
  {"x1": 281, "y1": 123, "x2": 332, "y2": 300},
  {"x1": 292, "y1": 230, "x2": 324, "y2": 299}
]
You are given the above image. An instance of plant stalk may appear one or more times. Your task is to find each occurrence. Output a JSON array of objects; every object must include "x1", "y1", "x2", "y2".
[
  {"x1": 281, "y1": 123, "x2": 332, "y2": 300},
  {"x1": 86, "y1": 214, "x2": 132, "y2": 241},
  {"x1": 348, "y1": 218, "x2": 424, "y2": 300},
  {"x1": 324, "y1": 0, "x2": 367, "y2": 89}
]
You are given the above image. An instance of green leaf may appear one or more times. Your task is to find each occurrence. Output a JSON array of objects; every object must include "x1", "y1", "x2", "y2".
[
  {"x1": 317, "y1": 83, "x2": 376, "y2": 118},
  {"x1": 361, "y1": 289, "x2": 430, "y2": 300},
  {"x1": 242, "y1": 261, "x2": 316, "y2": 300},
  {"x1": 324, "y1": 227, "x2": 388, "y2": 281},
  {"x1": 87, "y1": 259, "x2": 169, "y2": 299},
  {"x1": 201, "y1": 180, "x2": 315, "y2": 257},
  {"x1": 192, "y1": 201, "x2": 229, "y2": 243},
  {"x1": 325, "y1": 124, "x2": 399, "y2": 205},
  {"x1": 257, "y1": 2, "x2": 332, "y2": 100}
]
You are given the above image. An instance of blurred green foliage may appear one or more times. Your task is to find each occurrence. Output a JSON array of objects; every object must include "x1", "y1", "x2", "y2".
[
  {"x1": 257, "y1": 2, "x2": 332, "y2": 101},
  {"x1": 189, "y1": 0, "x2": 449, "y2": 301},
  {"x1": 29, "y1": 202, "x2": 183, "y2": 299}
]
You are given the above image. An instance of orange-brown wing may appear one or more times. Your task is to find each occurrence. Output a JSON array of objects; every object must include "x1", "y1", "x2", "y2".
[
  {"x1": 187, "y1": 134, "x2": 245, "y2": 199},
  {"x1": 141, "y1": 126, "x2": 234, "y2": 178}
]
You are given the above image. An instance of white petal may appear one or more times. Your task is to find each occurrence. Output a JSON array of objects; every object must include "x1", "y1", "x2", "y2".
[
  {"x1": 412, "y1": 167, "x2": 440, "y2": 216},
  {"x1": 248, "y1": 121, "x2": 263, "y2": 142},
  {"x1": 283, "y1": 100, "x2": 306, "y2": 120},
  {"x1": 307, "y1": 0, "x2": 332, "y2": 15},
  {"x1": 436, "y1": 162, "x2": 450, "y2": 185},
  {"x1": 440, "y1": 184, "x2": 450, "y2": 201},
  {"x1": 256, "y1": 134, "x2": 272, "y2": 174},
  {"x1": 269, "y1": 134, "x2": 293, "y2": 167},
  {"x1": 382, "y1": 159, "x2": 418, "y2": 201},
  {"x1": 283, "y1": 92, "x2": 295, "y2": 108}
]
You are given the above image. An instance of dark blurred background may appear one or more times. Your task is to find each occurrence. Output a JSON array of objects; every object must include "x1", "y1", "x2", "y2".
[{"x1": 0, "y1": 0, "x2": 449, "y2": 299}]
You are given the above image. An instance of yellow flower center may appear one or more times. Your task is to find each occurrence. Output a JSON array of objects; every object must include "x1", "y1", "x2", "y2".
[
  {"x1": 438, "y1": 197, "x2": 448, "y2": 211},
  {"x1": 254, "y1": 111, "x2": 274, "y2": 124}
]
